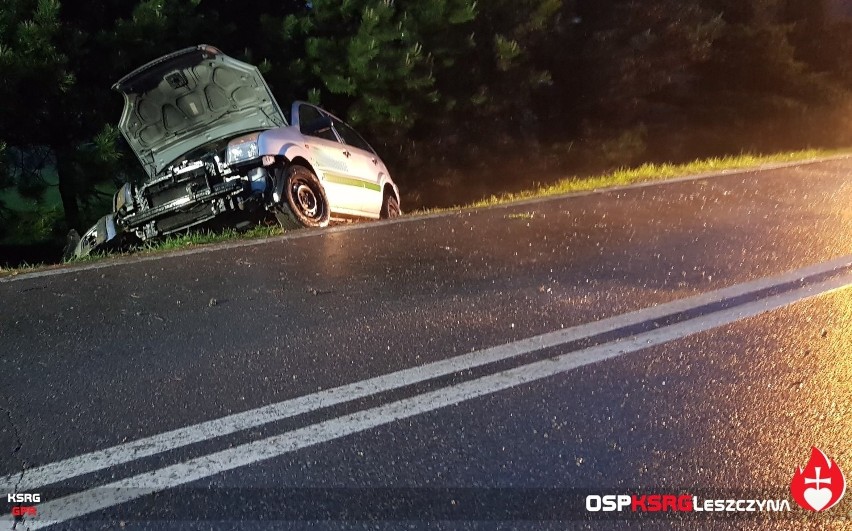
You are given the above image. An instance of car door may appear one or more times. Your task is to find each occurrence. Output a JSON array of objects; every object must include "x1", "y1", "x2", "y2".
[
  {"x1": 294, "y1": 103, "x2": 364, "y2": 214},
  {"x1": 329, "y1": 117, "x2": 385, "y2": 216}
]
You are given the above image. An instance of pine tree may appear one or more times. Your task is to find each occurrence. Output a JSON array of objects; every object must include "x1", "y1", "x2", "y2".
[
  {"x1": 277, "y1": 0, "x2": 564, "y2": 165},
  {"x1": 696, "y1": 0, "x2": 833, "y2": 121},
  {"x1": 0, "y1": 0, "x2": 76, "y2": 231},
  {"x1": 279, "y1": 0, "x2": 476, "y2": 141},
  {"x1": 575, "y1": 0, "x2": 722, "y2": 127}
]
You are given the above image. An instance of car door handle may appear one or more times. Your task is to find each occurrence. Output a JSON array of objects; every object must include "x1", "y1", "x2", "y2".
[{"x1": 343, "y1": 150, "x2": 351, "y2": 158}]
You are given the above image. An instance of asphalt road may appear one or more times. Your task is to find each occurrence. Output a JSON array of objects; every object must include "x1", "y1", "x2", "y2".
[{"x1": 1, "y1": 158, "x2": 851, "y2": 529}]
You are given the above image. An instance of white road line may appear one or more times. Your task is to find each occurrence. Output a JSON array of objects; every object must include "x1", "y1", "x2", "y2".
[
  {"x1": 2, "y1": 156, "x2": 847, "y2": 284},
  {"x1": 14, "y1": 271, "x2": 852, "y2": 529},
  {"x1": 1, "y1": 255, "x2": 850, "y2": 494}
]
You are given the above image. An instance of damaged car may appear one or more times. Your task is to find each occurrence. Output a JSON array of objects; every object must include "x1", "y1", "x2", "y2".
[{"x1": 71, "y1": 44, "x2": 401, "y2": 258}]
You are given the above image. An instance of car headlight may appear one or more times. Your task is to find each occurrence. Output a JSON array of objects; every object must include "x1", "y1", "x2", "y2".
[
  {"x1": 227, "y1": 134, "x2": 260, "y2": 165},
  {"x1": 113, "y1": 182, "x2": 134, "y2": 214}
]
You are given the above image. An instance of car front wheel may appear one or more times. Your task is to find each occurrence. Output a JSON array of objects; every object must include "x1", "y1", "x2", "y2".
[{"x1": 275, "y1": 165, "x2": 330, "y2": 229}]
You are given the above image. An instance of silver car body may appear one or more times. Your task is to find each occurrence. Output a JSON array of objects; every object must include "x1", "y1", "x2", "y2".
[{"x1": 255, "y1": 101, "x2": 399, "y2": 219}]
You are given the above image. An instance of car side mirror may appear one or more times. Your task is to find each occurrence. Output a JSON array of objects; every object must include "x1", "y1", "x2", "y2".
[{"x1": 302, "y1": 116, "x2": 333, "y2": 137}]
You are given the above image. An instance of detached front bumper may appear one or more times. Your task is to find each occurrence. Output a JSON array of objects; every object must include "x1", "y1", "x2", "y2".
[{"x1": 72, "y1": 214, "x2": 122, "y2": 259}]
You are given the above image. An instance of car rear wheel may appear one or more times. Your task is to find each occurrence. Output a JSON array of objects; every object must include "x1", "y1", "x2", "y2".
[
  {"x1": 275, "y1": 165, "x2": 330, "y2": 229},
  {"x1": 381, "y1": 193, "x2": 401, "y2": 219}
]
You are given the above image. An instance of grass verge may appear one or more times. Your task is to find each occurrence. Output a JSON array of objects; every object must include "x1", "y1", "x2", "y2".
[
  {"x1": 1, "y1": 148, "x2": 848, "y2": 278},
  {"x1": 134, "y1": 223, "x2": 283, "y2": 253},
  {"x1": 429, "y1": 149, "x2": 849, "y2": 212},
  {"x1": 0, "y1": 223, "x2": 283, "y2": 278}
]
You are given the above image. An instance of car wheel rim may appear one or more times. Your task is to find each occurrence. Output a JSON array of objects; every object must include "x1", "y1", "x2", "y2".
[{"x1": 292, "y1": 180, "x2": 321, "y2": 219}]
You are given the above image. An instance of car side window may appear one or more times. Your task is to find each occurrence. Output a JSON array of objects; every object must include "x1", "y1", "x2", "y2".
[
  {"x1": 332, "y1": 118, "x2": 374, "y2": 154},
  {"x1": 299, "y1": 105, "x2": 338, "y2": 143}
]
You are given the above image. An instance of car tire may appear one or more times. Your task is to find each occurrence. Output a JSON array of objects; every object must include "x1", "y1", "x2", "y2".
[
  {"x1": 275, "y1": 165, "x2": 330, "y2": 229},
  {"x1": 381, "y1": 193, "x2": 401, "y2": 219}
]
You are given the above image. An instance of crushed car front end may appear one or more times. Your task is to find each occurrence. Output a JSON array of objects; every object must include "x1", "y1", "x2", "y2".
[
  {"x1": 69, "y1": 45, "x2": 289, "y2": 257},
  {"x1": 115, "y1": 139, "x2": 267, "y2": 240}
]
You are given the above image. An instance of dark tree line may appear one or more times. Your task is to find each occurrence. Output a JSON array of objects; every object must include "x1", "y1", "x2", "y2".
[{"x1": 2, "y1": 0, "x2": 852, "y2": 252}]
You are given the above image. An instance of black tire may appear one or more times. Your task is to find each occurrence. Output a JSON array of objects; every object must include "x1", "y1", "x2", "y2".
[
  {"x1": 381, "y1": 193, "x2": 401, "y2": 219},
  {"x1": 275, "y1": 165, "x2": 330, "y2": 229}
]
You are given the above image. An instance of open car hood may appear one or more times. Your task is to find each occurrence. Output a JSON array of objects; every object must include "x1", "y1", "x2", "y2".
[{"x1": 113, "y1": 45, "x2": 286, "y2": 179}]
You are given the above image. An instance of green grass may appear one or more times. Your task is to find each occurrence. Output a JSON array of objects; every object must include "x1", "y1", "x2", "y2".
[
  {"x1": 2, "y1": 148, "x2": 848, "y2": 278},
  {"x1": 424, "y1": 149, "x2": 848, "y2": 212},
  {"x1": 137, "y1": 223, "x2": 283, "y2": 253},
  {"x1": 0, "y1": 224, "x2": 285, "y2": 277},
  {"x1": 58, "y1": 223, "x2": 285, "y2": 265},
  {"x1": 0, "y1": 262, "x2": 44, "y2": 278}
]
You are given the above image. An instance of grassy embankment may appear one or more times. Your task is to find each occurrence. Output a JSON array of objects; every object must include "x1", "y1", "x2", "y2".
[
  {"x1": 461, "y1": 149, "x2": 846, "y2": 209},
  {"x1": 0, "y1": 148, "x2": 847, "y2": 278}
]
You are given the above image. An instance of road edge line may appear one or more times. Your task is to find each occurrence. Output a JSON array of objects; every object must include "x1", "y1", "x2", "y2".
[{"x1": 3, "y1": 155, "x2": 848, "y2": 283}]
